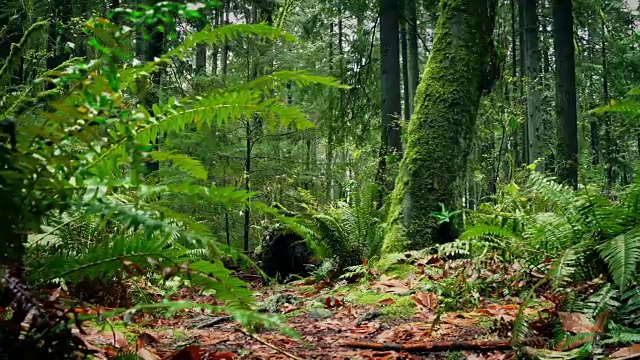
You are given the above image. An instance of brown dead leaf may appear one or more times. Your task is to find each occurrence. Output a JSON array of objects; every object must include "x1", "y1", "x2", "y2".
[
  {"x1": 609, "y1": 344, "x2": 640, "y2": 358},
  {"x1": 373, "y1": 280, "x2": 411, "y2": 294},
  {"x1": 136, "y1": 348, "x2": 160, "y2": 360},
  {"x1": 559, "y1": 312, "x2": 595, "y2": 334},
  {"x1": 378, "y1": 298, "x2": 396, "y2": 305},
  {"x1": 136, "y1": 332, "x2": 159, "y2": 348},
  {"x1": 463, "y1": 352, "x2": 514, "y2": 360},
  {"x1": 441, "y1": 312, "x2": 479, "y2": 326},
  {"x1": 411, "y1": 291, "x2": 438, "y2": 311},
  {"x1": 324, "y1": 296, "x2": 343, "y2": 308},
  {"x1": 81, "y1": 331, "x2": 129, "y2": 349},
  {"x1": 351, "y1": 322, "x2": 381, "y2": 335}
]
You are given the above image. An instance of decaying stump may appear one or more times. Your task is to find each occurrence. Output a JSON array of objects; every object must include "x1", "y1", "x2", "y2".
[{"x1": 256, "y1": 223, "x2": 313, "y2": 283}]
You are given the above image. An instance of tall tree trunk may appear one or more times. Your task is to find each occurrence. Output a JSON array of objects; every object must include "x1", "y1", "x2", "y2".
[
  {"x1": 405, "y1": 0, "x2": 420, "y2": 113},
  {"x1": 524, "y1": 0, "x2": 542, "y2": 168},
  {"x1": 243, "y1": 119, "x2": 252, "y2": 252},
  {"x1": 196, "y1": 17, "x2": 208, "y2": 76},
  {"x1": 552, "y1": 0, "x2": 578, "y2": 189},
  {"x1": 143, "y1": 1, "x2": 164, "y2": 174},
  {"x1": 511, "y1": 0, "x2": 523, "y2": 169},
  {"x1": 401, "y1": 23, "x2": 411, "y2": 122},
  {"x1": 326, "y1": 22, "x2": 334, "y2": 201},
  {"x1": 601, "y1": 9, "x2": 614, "y2": 185},
  {"x1": 220, "y1": 4, "x2": 229, "y2": 79},
  {"x1": 210, "y1": 8, "x2": 220, "y2": 76},
  {"x1": 376, "y1": 0, "x2": 402, "y2": 198},
  {"x1": 587, "y1": 29, "x2": 600, "y2": 166},
  {"x1": 46, "y1": 0, "x2": 72, "y2": 88},
  {"x1": 382, "y1": 0, "x2": 498, "y2": 252},
  {"x1": 518, "y1": 0, "x2": 528, "y2": 166}
]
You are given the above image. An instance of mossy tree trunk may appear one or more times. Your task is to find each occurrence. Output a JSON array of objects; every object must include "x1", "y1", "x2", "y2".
[{"x1": 382, "y1": 0, "x2": 498, "y2": 252}]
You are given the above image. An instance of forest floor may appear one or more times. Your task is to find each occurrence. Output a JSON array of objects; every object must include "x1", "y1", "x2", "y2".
[{"x1": 72, "y1": 252, "x2": 609, "y2": 360}]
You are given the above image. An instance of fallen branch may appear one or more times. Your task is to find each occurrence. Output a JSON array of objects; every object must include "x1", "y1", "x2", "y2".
[
  {"x1": 342, "y1": 338, "x2": 547, "y2": 353},
  {"x1": 238, "y1": 328, "x2": 305, "y2": 360}
]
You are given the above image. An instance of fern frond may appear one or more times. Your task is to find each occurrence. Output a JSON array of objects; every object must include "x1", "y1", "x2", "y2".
[
  {"x1": 148, "y1": 150, "x2": 207, "y2": 180},
  {"x1": 597, "y1": 229, "x2": 640, "y2": 292},
  {"x1": 121, "y1": 24, "x2": 297, "y2": 87},
  {"x1": 549, "y1": 246, "x2": 581, "y2": 289},
  {"x1": 460, "y1": 223, "x2": 515, "y2": 240},
  {"x1": 31, "y1": 235, "x2": 169, "y2": 284}
]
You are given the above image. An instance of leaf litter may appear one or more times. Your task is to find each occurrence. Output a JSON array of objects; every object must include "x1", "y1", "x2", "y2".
[{"x1": 72, "y1": 251, "x2": 628, "y2": 359}]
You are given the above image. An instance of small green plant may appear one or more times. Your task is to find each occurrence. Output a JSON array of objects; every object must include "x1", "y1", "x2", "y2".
[{"x1": 294, "y1": 182, "x2": 385, "y2": 272}]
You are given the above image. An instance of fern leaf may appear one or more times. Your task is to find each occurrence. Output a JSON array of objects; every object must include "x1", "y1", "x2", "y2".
[
  {"x1": 148, "y1": 151, "x2": 207, "y2": 180},
  {"x1": 549, "y1": 246, "x2": 581, "y2": 289},
  {"x1": 597, "y1": 229, "x2": 640, "y2": 292}
]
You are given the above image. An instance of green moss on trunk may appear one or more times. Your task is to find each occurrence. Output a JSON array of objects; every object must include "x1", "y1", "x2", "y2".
[{"x1": 382, "y1": 0, "x2": 498, "y2": 252}]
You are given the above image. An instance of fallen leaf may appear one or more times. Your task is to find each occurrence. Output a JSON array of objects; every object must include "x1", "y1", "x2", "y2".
[
  {"x1": 411, "y1": 291, "x2": 438, "y2": 311},
  {"x1": 80, "y1": 331, "x2": 129, "y2": 349},
  {"x1": 136, "y1": 348, "x2": 160, "y2": 360},
  {"x1": 558, "y1": 312, "x2": 595, "y2": 334},
  {"x1": 441, "y1": 312, "x2": 479, "y2": 326},
  {"x1": 325, "y1": 296, "x2": 343, "y2": 308},
  {"x1": 350, "y1": 322, "x2": 381, "y2": 335},
  {"x1": 137, "y1": 332, "x2": 159, "y2": 348},
  {"x1": 166, "y1": 345, "x2": 200, "y2": 360},
  {"x1": 609, "y1": 344, "x2": 640, "y2": 358},
  {"x1": 378, "y1": 298, "x2": 396, "y2": 305},
  {"x1": 373, "y1": 280, "x2": 411, "y2": 294}
]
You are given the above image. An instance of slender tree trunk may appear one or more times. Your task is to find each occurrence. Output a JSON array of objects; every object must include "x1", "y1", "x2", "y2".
[
  {"x1": 401, "y1": 23, "x2": 411, "y2": 122},
  {"x1": 46, "y1": 0, "x2": 72, "y2": 88},
  {"x1": 376, "y1": 0, "x2": 402, "y2": 199},
  {"x1": 510, "y1": 0, "x2": 522, "y2": 169},
  {"x1": 524, "y1": 0, "x2": 542, "y2": 168},
  {"x1": 518, "y1": 0, "x2": 528, "y2": 166},
  {"x1": 220, "y1": 4, "x2": 229, "y2": 79},
  {"x1": 601, "y1": 10, "x2": 615, "y2": 185},
  {"x1": 587, "y1": 30, "x2": 601, "y2": 166},
  {"x1": 243, "y1": 119, "x2": 252, "y2": 252},
  {"x1": 326, "y1": 22, "x2": 334, "y2": 201},
  {"x1": 552, "y1": 0, "x2": 578, "y2": 189},
  {"x1": 383, "y1": 0, "x2": 498, "y2": 251},
  {"x1": 405, "y1": 0, "x2": 420, "y2": 113},
  {"x1": 143, "y1": 0, "x2": 164, "y2": 174},
  {"x1": 210, "y1": 9, "x2": 219, "y2": 76},
  {"x1": 196, "y1": 17, "x2": 208, "y2": 76}
]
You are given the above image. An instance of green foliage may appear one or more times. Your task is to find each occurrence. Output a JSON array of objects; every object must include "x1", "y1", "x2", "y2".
[
  {"x1": 1, "y1": 1, "x2": 342, "y2": 351},
  {"x1": 455, "y1": 166, "x2": 640, "y2": 347},
  {"x1": 295, "y1": 182, "x2": 384, "y2": 270}
]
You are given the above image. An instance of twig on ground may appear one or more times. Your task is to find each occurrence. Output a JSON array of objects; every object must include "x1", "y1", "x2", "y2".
[
  {"x1": 194, "y1": 315, "x2": 233, "y2": 329},
  {"x1": 238, "y1": 328, "x2": 305, "y2": 360},
  {"x1": 342, "y1": 338, "x2": 547, "y2": 353}
]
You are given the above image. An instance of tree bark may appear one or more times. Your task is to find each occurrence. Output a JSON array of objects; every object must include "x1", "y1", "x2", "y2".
[
  {"x1": 405, "y1": 0, "x2": 420, "y2": 114},
  {"x1": 601, "y1": 9, "x2": 614, "y2": 185},
  {"x1": 382, "y1": 0, "x2": 498, "y2": 251},
  {"x1": 196, "y1": 17, "x2": 208, "y2": 76},
  {"x1": 401, "y1": 23, "x2": 411, "y2": 122},
  {"x1": 524, "y1": 0, "x2": 543, "y2": 169},
  {"x1": 143, "y1": 0, "x2": 164, "y2": 174},
  {"x1": 220, "y1": 3, "x2": 229, "y2": 80},
  {"x1": 518, "y1": 0, "x2": 528, "y2": 166},
  {"x1": 552, "y1": 0, "x2": 578, "y2": 189},
  {"x1": 376, "y1": 0, "x2": 403, "y2": 197}
]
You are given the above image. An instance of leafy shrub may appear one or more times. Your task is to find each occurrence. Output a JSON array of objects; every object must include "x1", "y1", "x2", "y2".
[
  {"x1": 294, "y1": 182, "x2": 385, "y2": 272},
  {"x1": 452, "y1": 165, "x2": 640, "y2": 347}
]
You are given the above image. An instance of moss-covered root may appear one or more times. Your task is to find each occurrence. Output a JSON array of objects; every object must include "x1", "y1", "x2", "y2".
[{"x1": 382, "y1": 0, "x2": 498, "y2": 252}]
